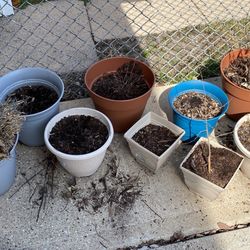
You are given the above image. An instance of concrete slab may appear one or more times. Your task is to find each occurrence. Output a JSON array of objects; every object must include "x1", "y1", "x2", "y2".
[
  {"x1": 0, "y1": 0, "x2": 97, "y2": 76},
  {"x1": 88, "y1": 0, "x2": 250, "y2": 41},
  {"x1": 0, "y1": 80, "x2": 250, "y2": 249}
]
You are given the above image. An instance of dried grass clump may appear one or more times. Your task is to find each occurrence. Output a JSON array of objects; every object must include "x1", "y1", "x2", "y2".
[{"x1": 0, "y1": 102, "x2": 23, "y2": 160}]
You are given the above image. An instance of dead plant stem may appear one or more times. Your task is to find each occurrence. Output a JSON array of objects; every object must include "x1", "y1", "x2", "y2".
[
  {"x1": 142, "y1": 199, "x2": 163, "y2": 221},
  {"x1": 9, "y1": 168, "x2": 44, "y2": 198},
  {"x1": 207, "y1": 136, "x2": 212, "y2": 174}
]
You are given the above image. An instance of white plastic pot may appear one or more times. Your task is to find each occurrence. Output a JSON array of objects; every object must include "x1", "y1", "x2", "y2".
[
  {"x1": 180, "y1": 138, "x2": 244, "y2": 201},
  {"x1": 44, "y1": 108, "x2": 114, "y2": 177},
  {"x1": 124, "y1": 112, "x2": 185, "y2": 173},
  {"x1": 234, "y1": 114, "x2": 250, "y2": 179}
]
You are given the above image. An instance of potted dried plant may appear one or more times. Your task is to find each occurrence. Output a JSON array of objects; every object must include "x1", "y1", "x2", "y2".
[
  {"x1": 220, "y1": 48, "x2": 250, "y2": 120},
  {"x1": 0, "y1": 102, "x2": 23, "y2": 196},
  {"x1": 0, "y1": 67, "x2": 64, "y2": 146},
  {"x1": 84, "y1": 57, "x2": 155, "y2": 133},
  {"x1": 180, "y1": 137, "x2": 244, "y2": 201},
  {"x1": 233, "y1": 114, "x2": 250, "y2": 178},
  {"x1": 44, "y1": 108, "x2": 114, "y2": 177},
  {"x1": 124, "y1": 112, "x2": 185, "y2": 172},
  {"x1": 168, "y1": 80, "x2": 229, "y2": 142}
]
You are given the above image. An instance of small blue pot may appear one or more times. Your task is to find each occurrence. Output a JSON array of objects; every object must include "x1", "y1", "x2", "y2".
[
  {"x1": 168, "y1": 80, "x2": 229, "y2": 142},
  {"x1": 0, "y1": 136, "x2": 18, "y2": 196},
  {"x1": 0, "y1": 68, "x2": 64, "y2": 146}
]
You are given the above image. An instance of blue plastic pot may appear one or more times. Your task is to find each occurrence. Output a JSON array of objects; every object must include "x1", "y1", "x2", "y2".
[
  {"x1": 0, "y1": 68, "x2": 64, "y2": 146},
  {"x1": 168, "y1": 80, "x2": 229, "y2": 142},
  {"x1": 0, "y1": 136, "x2": 18, "y2": 196}
]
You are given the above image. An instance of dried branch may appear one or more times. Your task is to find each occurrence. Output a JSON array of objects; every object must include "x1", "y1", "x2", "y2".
[{"x1": 0, "y1": 101, "x2": 23, "y2": 160}]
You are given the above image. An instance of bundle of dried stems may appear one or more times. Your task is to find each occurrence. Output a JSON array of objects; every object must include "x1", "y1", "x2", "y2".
[{"x1": 0, "y1": 101, "x2": 23, "y2": 160}]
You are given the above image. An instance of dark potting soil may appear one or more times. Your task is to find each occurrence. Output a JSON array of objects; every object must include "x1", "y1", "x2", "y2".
[
  {"x1": 182, "y1": 142, "x2": 243, "y2": 188},
  {"x1": 173, "y1": 92, "x2": 222, "y2": 119},
  {"x1": 224, "y1": 57, "x2": 250, "y2": 90},
  {"x1": 49, "y1": 115, "x2": 108, "y2": 155},
  {"x1": 92, "y1": 61, "x2": 149, "y2": 100},
  {"x1": 7, "y1": 85, "x2": 58, "y2": 115},
  {"x1": 238, "y1": 120, "x2": 250, "y2": 151},
  {"x1": 132, "y1": 124, "x2": 178, "y2": 156}
]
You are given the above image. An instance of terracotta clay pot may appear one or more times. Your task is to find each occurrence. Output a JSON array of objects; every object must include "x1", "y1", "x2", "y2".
[
  {"x1": 84, "y1": 57, "x2": 155, "y2": 133},
  {"x1": 220, "y1": 48, "x2": 250, "y2": 120}
]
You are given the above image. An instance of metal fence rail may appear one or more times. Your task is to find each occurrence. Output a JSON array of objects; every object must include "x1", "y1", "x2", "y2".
[{"x1": 0, "y1": 0, "x2": 250, "y2": 93}]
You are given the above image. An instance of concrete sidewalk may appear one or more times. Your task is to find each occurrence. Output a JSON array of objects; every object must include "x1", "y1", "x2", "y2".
[{"x1": 0, "y1": 79, "x2": 250, "y2": 249}]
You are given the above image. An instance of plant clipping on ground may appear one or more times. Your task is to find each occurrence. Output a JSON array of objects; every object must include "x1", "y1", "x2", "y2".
[{"x1": 0, "y1": 102, "x2": 23, "y2": 160}]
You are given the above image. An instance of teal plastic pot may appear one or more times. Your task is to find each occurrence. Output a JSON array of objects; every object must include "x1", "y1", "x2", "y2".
[
  {"x1": 168, "y1": 80, "x2": 229, "y2": 142},
  {"x1": 0, "y1": 136, "x2": 18, "y2": 196},
  {"x1": 0, "y1": 68, "x2": 64, "y2": 146}
]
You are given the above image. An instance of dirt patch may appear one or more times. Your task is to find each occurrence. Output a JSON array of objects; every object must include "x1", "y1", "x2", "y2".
[
  {"x1": 92, "y1": 61, "x2": 149, "y2": 100},
  {"x1": 7, "y1": 85, "x2": 58, "y2": 115},
  {"x1": 182, "y1": 142, "x2": 242, "y2": 188},
  {"x1": 62, "y1": 154, "x2": 142, "y2": 216},
  {"x1": 132, "y1": 124, "x2": 178, "y2": 156},
  {"x1": 60, "y1": 71, "x2": 89, "y2": 101},
  {"x1": 224, "y1": 57, "x2": 250, "y2": 90},
  {"x1": 49, "y1": 115, "x2": 108, "y2": 155},
  {"x1": 173, "y1": 92, "x2": 222, "y2": 119},
  {"x1": 238, "y1": 120, "x2": 250, "y2": 151}
]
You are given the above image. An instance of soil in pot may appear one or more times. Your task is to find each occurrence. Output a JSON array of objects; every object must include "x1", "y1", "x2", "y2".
[
  {"x1": 182, "y1": 142, "x2": 242, "y2": 188},
  {"x1": 92, "y1": 61, "x2": 149, "y2": 100},
  {"x1": 224, "y1": 57, "x2": 250, "y2": 90},
  {"x1": 132, "y1": 124, "x2": 178, "y2": 156},
  {"x1": 173, "y1": 92, "x2": 222, "y2": 119},
  {"x1": 49, "y1": 115, "x2": 108, "y2": 155},
  {"x1": 238, "y1": 120, "x2": 250, "y2": 151},
  {"x1": 7, "y1": 85, "x2": 58, "y2": 115}
]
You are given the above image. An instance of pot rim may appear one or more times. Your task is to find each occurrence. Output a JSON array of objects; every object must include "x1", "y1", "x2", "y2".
[
  {"x1": 0, "y1": 67, "x2": 64, "y2": 118},
  {"x1": 168, "y1": 80, "x2": 229, "y2": 122},
  {"x1": 233, "y1": 113, "x2": 250, "y2": 158},
  {"x1": 1, "y1": 134, "x2": 19, "y2": 161},
  {"x1": 124, "y1": 111, "x2": 185, "y2": 159},
  {"x1": 44, "y1": 107, "x2": 114, "y2": 160},
  {"x1": 180, "y1": 137, "x2": 244, "y2": 189},
  {"x1": 220, "y1": 48, "x2": 250, "y2": 93},
  {"x1": 84, "y1": 56, "x2": 155, "y2": 103}
]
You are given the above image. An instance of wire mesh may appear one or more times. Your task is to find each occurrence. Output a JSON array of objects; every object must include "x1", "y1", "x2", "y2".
[{"x1": 0, "y1": 0, "x2": 249, "y2": 91}]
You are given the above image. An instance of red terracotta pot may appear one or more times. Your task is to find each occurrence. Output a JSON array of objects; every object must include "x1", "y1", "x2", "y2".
[
  {"x1": 220, "y1": 48, "x2": 250, "y2": 121},
  {"x1": 84, "y1": 57, "x2": 155, "y2": 133}
]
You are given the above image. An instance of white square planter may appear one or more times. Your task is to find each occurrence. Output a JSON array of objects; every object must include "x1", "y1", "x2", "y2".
[
  {"x1": 124, "y1": 112, "x2": 185, "y2": 173},
  {"x1": 180, "y1": 138, "x2": 244, "y2": 201}
]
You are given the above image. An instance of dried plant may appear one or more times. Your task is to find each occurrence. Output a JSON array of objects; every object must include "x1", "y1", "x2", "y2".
[{"x1": 0, "y1": 101, "x2": 23, "y2": 160}]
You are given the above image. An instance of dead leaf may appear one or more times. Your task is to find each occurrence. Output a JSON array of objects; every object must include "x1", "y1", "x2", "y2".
[
  {"x1": 169, "y1": 231, "x2": 184, "y2": 242},
  {"x1": 217, "y1": 222, "x2": 232, "y2": 230}
]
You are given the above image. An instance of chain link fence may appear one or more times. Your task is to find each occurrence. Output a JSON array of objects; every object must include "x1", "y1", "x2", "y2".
[{"x1": 0, "y1": 0, "x2": 250, "y2": 98}]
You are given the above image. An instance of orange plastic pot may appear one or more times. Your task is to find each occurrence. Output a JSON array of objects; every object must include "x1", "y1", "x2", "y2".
[
  {"x1": 84, "y1": 57, "x2": 155, "y2": 133},
  {"x1": 220, "y1": 48, "x2": 250, "y2": 121}
]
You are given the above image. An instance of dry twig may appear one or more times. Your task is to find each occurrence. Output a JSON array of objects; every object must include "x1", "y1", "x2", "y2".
[{"x1": 0, "y1": 101, "x2": 23, "y2": 160}]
